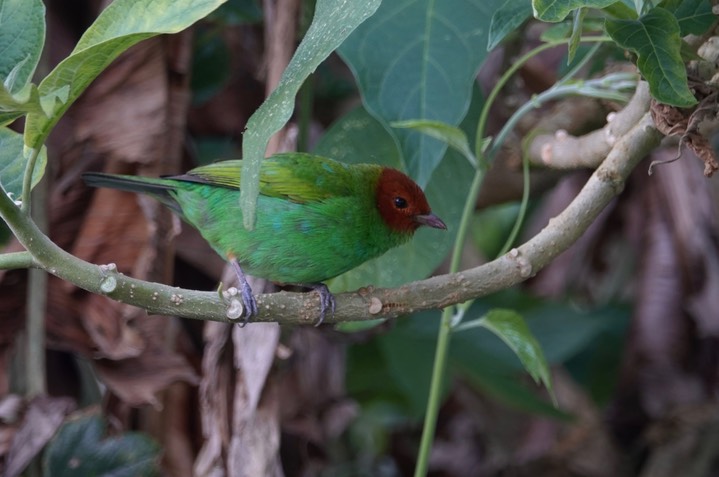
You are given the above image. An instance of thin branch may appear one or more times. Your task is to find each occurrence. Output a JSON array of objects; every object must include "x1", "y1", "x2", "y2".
[
  {"x1": 0, "y1": 85, "x2": 662, "y2": 326},
  {"x1": 528, "y1": 81, "x2": 652, "y2": 169},
  {"x1": 0, "y1": 251, "x2": 36, "y2": 270}
]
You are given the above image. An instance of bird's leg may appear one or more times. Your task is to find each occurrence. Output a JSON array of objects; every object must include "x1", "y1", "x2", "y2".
[
  {"x1": 298, "y1": 283, "x2": 335, "y2": 326},
  {"x1": 229, "y1": 258, "x2": 258, "y2": 325}
]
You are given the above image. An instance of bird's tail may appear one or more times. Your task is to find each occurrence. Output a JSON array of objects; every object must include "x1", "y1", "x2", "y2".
[{"x1": 82, "y1": 172, "x2": 182, "y2": 215}]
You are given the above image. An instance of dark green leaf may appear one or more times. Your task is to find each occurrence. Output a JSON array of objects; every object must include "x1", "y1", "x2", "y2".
[
  {"x1": 488, "y1": 0, "x2": 533, "y2": 50},
  {"x1": 339, "y1": 0, "x2": 503, "y2": 187},
  {"x1": 463, "y1": 309, "x2": 553, "y2": 396},
  {"x1": 209, "y1": 0, "x2": 262, "y2": 25},
  {"x1": 605, "y1": 7, "x2": 697, "y2": 107},
  {"x1": 672, "y1": 0, "x2": 715, "y2": 36},
  {"x1": 43, "y1": 412, "x2": 160, "y2": 477},
  {"x1": 191, "y1": 29, "x2": 232, "y2": 105},
  {"x1": 457, "y1": 365, "x2": 570, "y2": 419}
]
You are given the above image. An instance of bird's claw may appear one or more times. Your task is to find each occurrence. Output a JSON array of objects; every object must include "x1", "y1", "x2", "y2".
[
  {"x1": 238, "y1": 279, "x2": 258, "y2": 327},
  {"x1": 310, "y1": 283, "x2": 335, "y2": 326}
]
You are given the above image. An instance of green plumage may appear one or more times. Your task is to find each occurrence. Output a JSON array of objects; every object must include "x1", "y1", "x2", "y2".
[{"x1": 83, "y1": 153, "x2": 415, "y2": 284}]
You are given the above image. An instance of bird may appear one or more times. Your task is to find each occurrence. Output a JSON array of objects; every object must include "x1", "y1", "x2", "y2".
[{"x1": 83, "y1": 152, "x2": 447, "y2": 325}]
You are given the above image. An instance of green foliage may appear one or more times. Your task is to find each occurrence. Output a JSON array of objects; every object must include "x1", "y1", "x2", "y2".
[
  {"x1": 0, "y1": 0, "x2": 46, "y2": 126},
  {"x1": 43, "y1": 412, "x2": 160, "y2": 477},
  {"x1": 339, "y1": 0, "x2": 504, "y2": 187},
  {"x1": 488, "y1": 0, "x2": 533, "y2": 50},
  {"x1": 486, "y1": 0, "x2": 713, "y2": 107},
  {"x1": 239, "y1": 0, "x2": 381, "y2": 228},
  {"x1": 0, "y1": 128, "x2": 46, "y2": 199},
  {"x1": 455, "y1": 309, "x2": 554, "y2": 402},
  {"x1": 605, "y1": 7, "x2": 697, "y2": 107}
]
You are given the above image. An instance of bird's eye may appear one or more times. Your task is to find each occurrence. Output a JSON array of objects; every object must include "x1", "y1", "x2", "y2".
[{"x1": 394, "y1": 196, "x2": 408, "y2": 209}]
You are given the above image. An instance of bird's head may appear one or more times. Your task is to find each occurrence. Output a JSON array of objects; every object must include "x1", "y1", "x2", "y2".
[{"x1": 375, "y1": 168, "x2": 447, "y2": 234}]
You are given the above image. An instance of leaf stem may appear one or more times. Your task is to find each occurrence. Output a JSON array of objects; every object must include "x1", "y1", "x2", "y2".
[{"x1": 416, "y1": 34, "x2": 613, "y2": 477}]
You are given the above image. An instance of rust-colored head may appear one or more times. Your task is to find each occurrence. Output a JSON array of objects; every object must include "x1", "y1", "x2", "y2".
[{"x1": 375, "y1": 168, "x2": 447, "y2": 234}]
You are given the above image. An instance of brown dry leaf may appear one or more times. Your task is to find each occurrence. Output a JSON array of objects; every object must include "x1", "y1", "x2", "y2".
[
  {"x1": 4, "y1": 396, "x2": 76, "y2": 477},
  {"x1": 95, "y1": 338, "x2": 198, "y2": 407},
  {"x1": 649, "y1": 85, "x2": 719, "y2": 177}
]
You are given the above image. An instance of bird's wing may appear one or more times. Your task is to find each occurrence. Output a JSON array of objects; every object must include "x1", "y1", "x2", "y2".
[{"x1": 177, "y1": 153, "x2": 359, "y2": 203}]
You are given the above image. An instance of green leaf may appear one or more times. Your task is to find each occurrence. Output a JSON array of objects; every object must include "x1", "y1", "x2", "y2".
[
  {"x1": 239, "y1": 0, "x2": 380, "y2": 229},
  {"x1": 339, "y1": 0, "x2": 503, "y2": 187},
  {"x1": 315, "y1": 107, "x2": 473, "y2": 291},
  {"x1": 0, "y1": 0, "x2": 46, "y2": 123},
  {"x1": 533, "y1": 0, "x2": 618, "y2": 22},
  {"x1": 457, "y1": 308, "x2": 554, "y2": 399},
  {"x1": 0, "y1": 127, "x2": 46, "y2": 198},
  {"x1": 391, "y1": 119, "x2": 477, "y2": 168},
  {"x1": 0, "y1": 0, "x2": 45, "y2": 94},
  {"x1": 567, "y1": 7, "x2": 587, "y2": 63},
  {"x1": 43, "y1": 412, "x2": 160, "y2": 477},
  {"x1": 24, "y1": 0, "x2": 228, "y2": 150},
  {"x1": 671, "y1": 0, "x2": 715, "y2": 36},
  {"x1": 605, "y1": 7, "x2": 697, "y2": 107},
  {"x1": 488, "y1": 0, "x2": 533, "y2": 51}
]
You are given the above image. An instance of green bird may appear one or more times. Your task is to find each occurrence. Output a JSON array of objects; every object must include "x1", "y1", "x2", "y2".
[{"x1": 83, "y1": 153, "x2": 446, "y2": 324}]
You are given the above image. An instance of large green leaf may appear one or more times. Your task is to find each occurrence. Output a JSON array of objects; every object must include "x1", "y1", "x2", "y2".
[
  {"x1": 43, "y1": 412, "x2": 160, "y2": 477},
  {"x1": 314, "y1": 106, "x2": 473, "y2": 292},
  {"x1": 339, "y1": 0, "x2": 502, "y2": 187},
  {"x1": 239, "y1": 0, "x2": 381, "y2": 228},
  {"x1": 488, "y1": 0, "x2": 533, "y2": 51},
  {"x1": 24, "y1": 0, "x2": 228, "y2": 150},
  {"x1": 533, "y1": 0, "x2": 617, "y2": 22},
  {"x1": 605, "y1": 7, "x2": 697, "y2": 107},
  {"x1": 0, "y1": 127, "x2": 45, "y2": 199},
  {"x1": 0, "y1": 0, "x2": 46, "y2": 125}
]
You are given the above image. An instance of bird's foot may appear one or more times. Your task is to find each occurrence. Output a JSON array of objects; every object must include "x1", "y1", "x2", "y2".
[
  {"x1": 307, "y1": 283, "x2": 335, "y2": 327},
  {"x1": 229, "y1": 258, "x2": 258, "y2": 326}
]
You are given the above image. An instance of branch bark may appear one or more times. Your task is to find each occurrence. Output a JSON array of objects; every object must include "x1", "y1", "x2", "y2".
[{"x1": 0, "y1": 83, "x2": 662, "y2": 326}]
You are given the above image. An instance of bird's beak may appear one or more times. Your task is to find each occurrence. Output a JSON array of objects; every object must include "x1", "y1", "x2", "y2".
[{"x1": 414, "y1": 213, "x2": 447, "y2": 230}]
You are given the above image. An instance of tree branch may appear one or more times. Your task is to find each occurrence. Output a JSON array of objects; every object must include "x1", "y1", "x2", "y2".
[
  {"x1": 527, "y1": 82, "x2": 652, "y2": 169},
  {"x1": 0, "y1": 83, "x2": 662, "y2": 325}
]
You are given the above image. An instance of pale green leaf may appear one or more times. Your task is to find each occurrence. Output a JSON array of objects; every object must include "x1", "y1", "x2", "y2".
[
  {"x1": 605, "y1": 7, "x2": 697, "y2": 107},
  {"x1": 239, "y1": 0, "x2": 381, "y2": 229},
  {"x1": 0, "y1": 0, "x2": 45, "y2": 93},
  {"x1": 391, "y1": 119, "x2": 477, "y2": 168},
  {"x1": 533, "y1": 0, "x2": 617, "y2": 22},
  {"x1": 567, "y1": 7, "x2": 587, "y2": 63},
  {"x1": 0, "y1": 0, "x2": 45, "y2": 122},
  {"x1": 24, "y1": 0, "x2": 227, "y2": 149}
]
